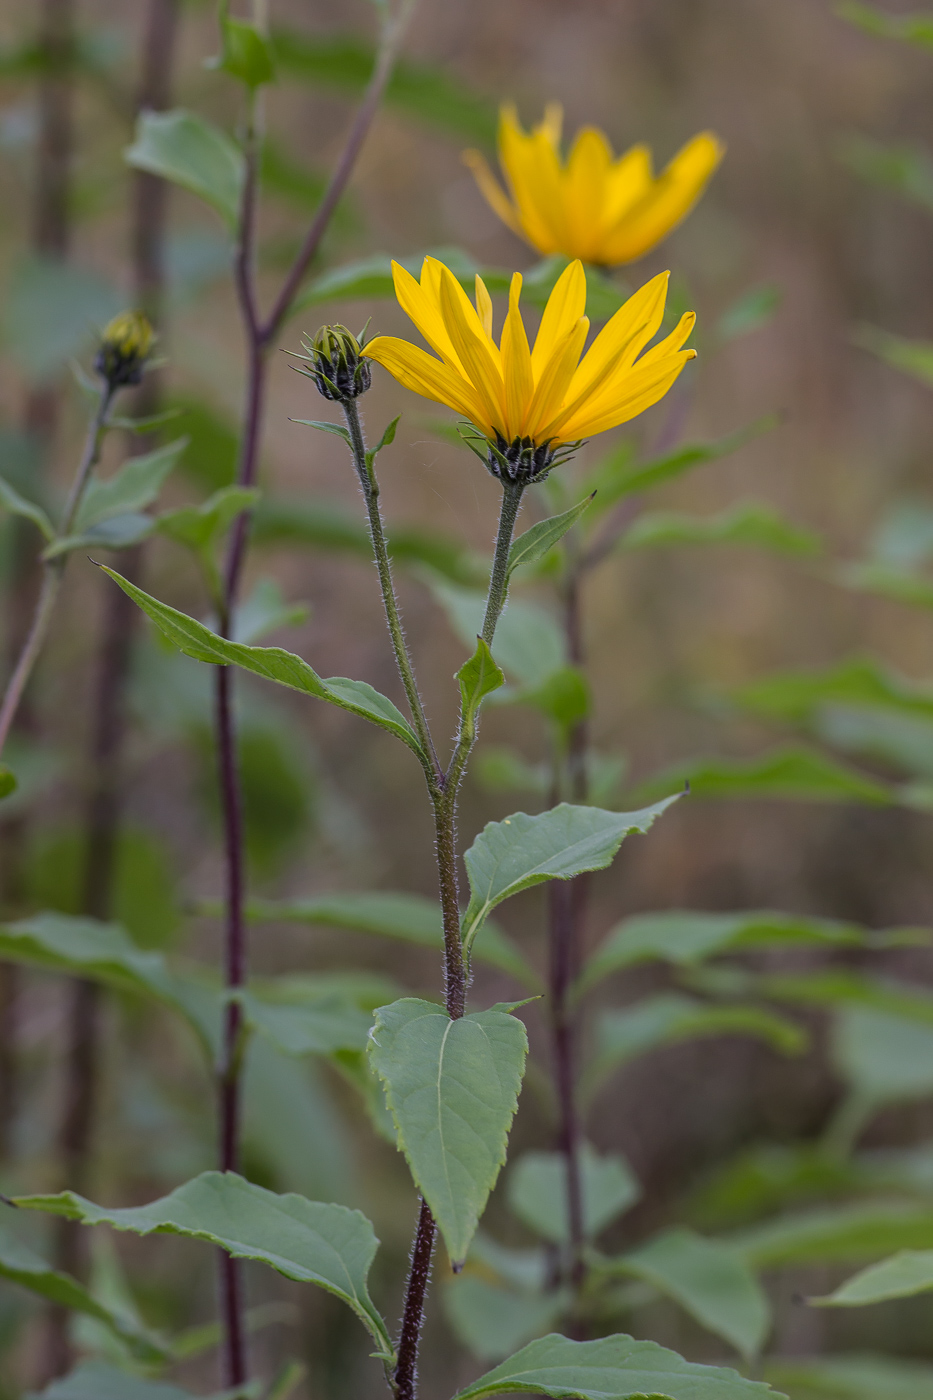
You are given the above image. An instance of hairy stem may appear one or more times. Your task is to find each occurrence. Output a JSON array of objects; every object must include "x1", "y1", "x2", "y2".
[
  {"x1": 480, "y1": 480, "x2": 525, "y2": 646},
  {"x1": 393, "y1": 1199, "x2": 437, "y2": 1400}
]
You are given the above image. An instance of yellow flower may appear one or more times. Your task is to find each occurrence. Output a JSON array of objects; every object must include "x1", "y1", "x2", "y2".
[
  {"x1": 95, "y1": 310, "x2": 155, "y2": 387},
  {"x1": 463, "y1": 104, "x2": 723, "y2": 267},
  {"x1": 363, "y1": 257, "x2": 695, "y2": 477}
]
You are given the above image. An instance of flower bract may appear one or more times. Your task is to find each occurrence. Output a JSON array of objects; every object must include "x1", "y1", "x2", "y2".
[
  {"x1": 463, "y1": 104, "x2": 723, "y2": 267},
  {"x1": 363, "y1": 257, "x2": 696, "y2": 465}
]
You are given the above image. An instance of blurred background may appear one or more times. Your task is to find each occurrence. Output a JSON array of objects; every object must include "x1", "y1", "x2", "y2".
[{"x1": 5, "y1": 0, "x2": 933, "y2": 1397}]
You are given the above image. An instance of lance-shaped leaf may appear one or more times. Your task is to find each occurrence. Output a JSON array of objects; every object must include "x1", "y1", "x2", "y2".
[
  {"x1": 765, "y1": 1353, "x2": 933, "y2": 1400},
  {"x1": 449, "y1": 1332, "x2": 779, "y2": 1400},
  {"x1": 608, "y1": 1228, "x2": 770, "y2": 1361},
  {"x1": 717, "y1": 285, "x2": 782, "y2": 341},
  {"x1": 74, "y1": 439, "x2": 187, "y2": 532},
  {"x1": 737, "y1": 655, "x2": 933, "y2": 724},
  {"x1": 125, "y1": 110, "x2": 244, "y2": 228},
  {"x1": 460, "y1": 798, "x2": 679, "y2": 951},
  {"x1": 236, "y1": 891, "x2": 538, "y2": 986},
  {"x1": 842, "y1": 560, "x2": 933, "y2": 612},
  {"x1": 242, "y1": 991, "x2": 373, "y2": 1057},
  {"x1": 368, "y1": 998, "x2": 528, "y2": 1264},
  {"x1": 506, "y1": 495, "x2": 595, "y2": 578},
  {"x1": 811, "y1": 1249, "x2": 933, "y2": 1308},
  {"x1": 631, "y1": 744, "x2": 893, "y2": 805},
  {"x1": 0, "y1": 1227, "x2": 165, "y2": 1363},
  {"x1": 621, "y1": 502, "x2": 820, "y2": 557},
  {"x1": 98, "y1": 567, "x2": 426, "y2": 762},
  {"x1": 0, "y1": 474, "x2": 53, "y2": 540},
  {"x1": 727, "y1": 1200, "x2": 933, "y2": 1268},
  {"x1": 507, "y1": 1145, "x2": 640, "y2": 1245},
  {"x1": 458, "y1": 637, "x2": 505, "y2": 725},
  {"x1": 14, "y1": 1171, "x2": 392, "y2": 1360},
  {"x1": 25, "y1": 1361, "x2": 208, "y2": 1400}
]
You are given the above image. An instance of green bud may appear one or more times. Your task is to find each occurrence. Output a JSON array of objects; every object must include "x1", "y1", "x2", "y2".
[
  {"x1": 95, "y1": 310, "x2": 155, "y2": 388},
  {"x1": 301, "y1": 325, "x2": 372, "y2": 401}
]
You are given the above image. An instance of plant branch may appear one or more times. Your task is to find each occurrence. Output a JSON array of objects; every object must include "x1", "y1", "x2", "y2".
[
  {"x1": 393, "y1": 1199, "x2": 436, "y2": 1400},
  {"x1": 480, "y1": 479, "x2": 525, "y2": 646}
]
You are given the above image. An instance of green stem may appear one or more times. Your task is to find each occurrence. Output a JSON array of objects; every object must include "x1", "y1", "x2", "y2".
[{"x1": 480, "y1": 479, "x2": 525, "y2": 646}]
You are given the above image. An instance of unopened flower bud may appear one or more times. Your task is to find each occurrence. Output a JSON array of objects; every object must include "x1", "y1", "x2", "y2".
[
  {"x1": 95, "y1": 310, "x2": 155, "y2": 388},
  {"x1": 304, "y1": 324, "x2": 372, "y2": 401}
]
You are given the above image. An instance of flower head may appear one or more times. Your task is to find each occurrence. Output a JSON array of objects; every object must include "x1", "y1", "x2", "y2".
[
  {"x1": 295, "y1": 324, "x2": 372, "y2": 401},
  {"x1": 363, "y1": 257, "x2": 695, "y2": 480},
  {"x1": 95, "y1": 310, "x2": 154, "y2": 388},
  {"x1": 464, "y1": 105, "x2": 723, "y2": 267}
]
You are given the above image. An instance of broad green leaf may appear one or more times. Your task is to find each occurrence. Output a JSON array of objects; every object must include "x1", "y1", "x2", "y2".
[
  {"x1": 0, "y1": 766, "x2": 17, "y2": 799},
  {"x1": 507, "y1": 1144, "x2": 641, "y2": 1244},
  {"x1": 125, "y1": 110, "x2": 244, "y2": 228},
  {"x1": 45, "y1": 513, "x2": 155, "y2": 559},
  {"x1": 841, "y1": 560, "x2": 933, "y2": 611},
  {"x1": 157, "y1": 485, "x2": 260, "y2": 559},
  {"x1": 449, "y1": 1332, "x2": 778, "y2": 1400},
  {"x1": 368, "y1": 998, "x2": 528, "y2": 1263},
  {"x1": 24, "y1": 1362, "x2": 207, "y2": 1400},
  {"x1": 582, "y1": 995, "x2": 805, "y2": 1102},
  {"x1": 737, "y1": 655, "x2": 933, "y2": 725},
  {"x1": 2, "y1": 256, "x2": 122, "y2": 378},
  {"x1": 580, "y1": 417, "x2": 776, "y2": 511},
  {"x1": 458, "y1": 637, "x2": 505, "y2": 724},
  {"x1": 233, "y1": 578, "x2": 309, "y2": 645},
  {"x1": 510, "y1": 666, "x2": 591, "y2": 732},
  {"x1": 210, "y1": 11, "x2": 276, "y2": 88},
  {"x1": 840, "y1": 134, "x2": 933, "y2": 213},
  {"x1": 765, "y1": 1352, "x2": 933, "y2": 1400},
  {"x1": 271, "y1": 30, "x2": 497, "y2": 143},
  {"x1": 609, "y1": 1228, "x2": 770, "y2": 1361},
  {"x1": 0, "y1": 1228, "x2": 164, "y2": 1363},
  {"x1": 578, "y1": 909, "x2": 889, "y2": 993},
  {"x1": 242, "y1": 991, "x2": 373, "y2": 1057},
  {"x1": 727, "y1": 1200, "x2": 933, "y2": 1267},
  {"x1": 812, "y1": 1249, "x2": 933, "y2": 1307},
  {"x1": 632, "y1": 745, "x2": 893, "y2": 805},
  {"x1": 716, "y1": 285, "x2": 782, "y2": 341},
  {"x1": 0, "y1": 913, "x2": 217, "y2": 1058},
  {"x1": 833, "y1": 1004, "x2": 933, "y2": 1103},
  {"x1": 14, "y1": 1171, "x2": 392, "y2": 1360},
  {"x1": 855, "y1": 324, "x2": 933, "y2": 387},
  {"x1": 99, "y1": 567, "x2": 426, "y2": 761},
  {"x1": 507, "y1": 495, "x2": 595, "y2": 578},
  {"x1": 0, "y1": 474, "x2": 53, "y2": 539},
  {"x1": 292, "y1": 247, "x2": 506, "y2": 316},
  {"x1": 764, "y1": 969, "x2": 933, "y2": 1023},
  {"x1": 431, "y1": 581, "x2": 567, "y2": 691},
  {"x1": 73, "y1": 439, "x2": 187, "y2": 533},
  {"x1": 837, "y1": 1, "x2": 933, "y2": 48},
  {"x1": 444, "y1": 1275, "x2": 568, "y2": 1362},
  {"x1": 238, "y1": 890, "x2": 539, "y2": 986},
  {"x1": 460, "y1": 798, "x2": 679, "y2": 951},
  {"x1": 621, "y1": 502, "x2": 819, "y2": 556}
]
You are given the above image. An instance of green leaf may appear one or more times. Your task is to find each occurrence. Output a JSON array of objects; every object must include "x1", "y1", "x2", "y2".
[
  {"x1": 812, "y1": 1249, "x2": 933, "y2": 1307},
  {"x1": 512, "y1": 667, "x2": 591, "y2": 731},
  {"x1": 271, "y1": 30, "x2": 497, "y2": 143},
  {"x1": 0, "y1": 913, "x2": 217, "y2": 1058},
  {"x1": 98, "y1": 567, "x2": 427, "y2": 761},
  {"x1": 841, "y1": 560, "x2": 933, "y2": 611},
  {"x1": 0, "y1": 766, "x2": 17, "y2": 799},
  {"x1": 45, "y1": 513, "x2": 155, "y2": 559},
  {"x1": 460, "y1": 798, "x2": 679, "y2": 952},
  {"x1": 14, "y1": 1171, "x2": 392, "y2": 1360},
  {"x1": 237, "y1": 891, "x2": 538, "y2": 986},
  {"x1": 632, "y1": 745, "x2": 894, "y2": 805},
  {"x1": 444, "y1": 1275, "x2": 568, "y2": 1363},
  {"x1": 210, "y1": 11, "x2": 276, "y2": 88},
  {"x1": 854, "y1": 323, "x2": 933, "y2": 387},
  {"x1": 291, "y1": 418, "x2": 352, "y2": 445},
  {"x1": 368, "y1": 998, "x2": 528, "y2": 1263},
  {"x1": 833, "y1": 1004, "x2": 933, "y2": 1104},
  {"x1": 124, "y1": 110, "x2": 244, "y2": 228},
  {"x1": 233, "y1": 578, "x2": 309, "y2": 645},
  {"x1": 0, "y1": 474, "x2": 54, "y2": 540},
  {"x1": 837, "y1": 2, "x2": 933, "y2": 49},
  {"x1": 458, "y1": 637, "x2": 506, "y2": 724},
  {"x1": 727, "y1": 1200, "x2": 933, "y2": 1267},
  {"x1": 622, "y1": 502, "x2": 819, "y2": 556},
  {"x1": 578, "y1": 909, "x2": 888, "y2": 993},
  {"x1": 73, "y1": 439, "x2": 187, "y2": 533},
  {"x1": 367, "y1": 415, "x2": 401, "y2": 468},
  {"x1": 610, "y1": 1228, "x2": 770, "y2": 1360},
  {"x1": 507, "y1": 1144, "x2": 640, "y2": 1245},
  {"x1": 765, "y1": 1353, "x2": 933, "y2": 1400},
  {"x1": 24, "y1": 1361, "x2": 208, "y2": 1400},
  {"x1": 716, "y1": 286, "x2": 782, "y2": 341},
  {"x1": 432, "y1": 582, "x2": 568, "y2": 691},
  {"x1": 737, "y1": 655, "x2": 933, "y2": 725},
  {"x1": 0, "y1": 1228, "x2": 164, "y2": 1363},
  {"x1": 507, "y1": 495, "x2": 595, "y2": 578},
  {"x1": 242, "y1": 991, "x2": 373, "y2": 1057},
  {"x1": 2, "y1": 256, "x2": 123, "y2": 379},
  {"x1": 582, "y1": 995, "x2": 805, "y2": 1102},
  {"x1": 449, "y1": 1332, "x2": 779, "y2": 1400},
  {"x1": 839, "y1": 134, "x2": 933, "y2": 213},
  {"x1": 157, "y1": 485, "x2": 260, "y2": 559}
]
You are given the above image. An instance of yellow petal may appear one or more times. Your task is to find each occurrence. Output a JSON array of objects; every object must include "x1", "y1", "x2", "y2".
[
  {"x1": 500, "y1": 272, "x2": 534, "y2": 438},
  {"x1": 538, "y1": 102, "x2": 563, "y2": 146},
  {"x1": 563, "y1": 127, "x2": 614, "y2": 260},
  {"x1": 531, "y1": 259, "x2": 587, "y2": 379},
  {"x1": 474, "y1": 274, "x2": 494, "y2": 340},
  {"x1": 568, "y1": 271, "x2": 669, "y2": 403},
  {"x1": 602, "y1": 132, "x2": 724, "y2": 265},
  {"x1": 558, "y1": 351, "x2": 695, "y2": 440},
  {"x1": 499, "y1": 108, "x2": 568, "y2": 255},
  {"x1": 601, "y1": 144, "x2": 653, "y2": 228},
  {"x1": 437, "y1": 266, "x2": 507, "y2": 431},
  {"x1": 636, "y1": 310, "x2": 697, "y2": 365},
  {"x1": 390, "y1": 260, "x2": 464, "y2": 373},
  {"x1": 364, "y1": 335, "x2": 494, "y2": 435},
  {"x1": 524, "y1": 316, "x2": 589, "y2": 440},
  {"x1": 462, "y1": 149, "x2": 524, "y2": 238}
]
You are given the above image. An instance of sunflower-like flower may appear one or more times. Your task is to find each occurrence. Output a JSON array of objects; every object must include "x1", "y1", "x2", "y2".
[
  {"x1": 363, "y1": 257, "x2": 695, "y2": 483},
  {"x1": 463, "y1": 104, "x2": 723, "y2": 268}
]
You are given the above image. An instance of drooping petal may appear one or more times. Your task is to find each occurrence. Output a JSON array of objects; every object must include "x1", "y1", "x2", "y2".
[
  {"x1": 557, "y1": 350, "x2": 695, "y2": 440},
  {"x1": 523, "y1": 316, "x2": 589, "y2": 440},
  {"x1": 363, "y1": 336, "x2": 494, "y2": 435},
  {"x1": 474, "y1": 274, "x2": 494, "y2": 340},
  {"x1": 437, "y1": 266, "x2": 507, "y2": 432},
  {"x1": 500, "y1": 272, "x2": 534, "y2": 438},
  {"x1": 601, "y1": 132, "x2": 725, "y2": 265},
  {"x1": 531, "y1": 259, "x2": 587, "y2": 380},
  {"x1": 462, "y1": 149, "x2": 524, "y2": 237},
  {"x1": 390, "y1": 260, "x2": 464, "y2": 373}
]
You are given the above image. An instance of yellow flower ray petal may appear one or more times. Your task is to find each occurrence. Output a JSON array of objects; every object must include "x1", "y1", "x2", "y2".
[
  {"x1": 390, "y1": 260, "x2": 465, "y2": 374},
  {"x1": 602, "y1": 144, "x2": 654, "y2": 229},
  {"x1": 363, "y1": 336, "x2": 494, "y2": 435},
  {"x1": 559, "y1": 352, "x2": 695, "y2": 440},
  {"x1": 523, "y1": 317, "x2": 590, "y2": 440},
  {"x1": 437, "y1": 267, "x2": 507, "y2": 431},
  {"x1": 501, "y1": 272, "x2": 535, "y2": 438},
  {"x1": 461, "y1": 149, "x2": 524, "y2": 238},
  {"x1": 636, "y1": 310, "x2": 697, "y2": 366},
  {"x1": 474, "y1": 275, "x2": 494, "y2": 340},
  {"x1": 531, "y1": 259, "x2": 587, "y2": 379},
  {"x1": 558, "y1": 315, "x2": 696, "y2": 435},
  {"x1": 497, "y1": 107, "x2": 560, "y2": 254},
  {"x1": 563, "y1": 127, "x2": 614, "y2": 259},
  {"x1": 602, "y1": 133, "x2": 724, "y2": 265},
  {"x1": 566, "y1": 271, "x2": 670, "y2": 404}
]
